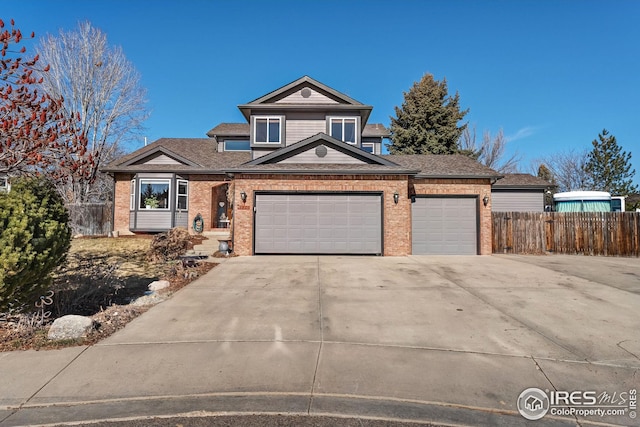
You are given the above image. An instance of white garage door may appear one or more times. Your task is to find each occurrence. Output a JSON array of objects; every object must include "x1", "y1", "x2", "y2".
[
  {"x1": 255, "y1": 194, "x2": 382, "y2": 254},
  {"x1": 412, "y1": 197, "x2": 478, "y2": 255}
]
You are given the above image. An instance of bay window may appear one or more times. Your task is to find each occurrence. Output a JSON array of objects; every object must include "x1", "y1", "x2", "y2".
[
  {"x1": 139, "y1": 179, "x2": 170, "y2": 210},
  {"x1": 177, "y1": 180, "x2": 188, "y2": 210}
]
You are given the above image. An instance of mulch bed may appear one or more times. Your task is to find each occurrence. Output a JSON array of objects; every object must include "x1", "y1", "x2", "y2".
[{"x1": 0, "y1": 261, "x2": 216, "y2": 352}]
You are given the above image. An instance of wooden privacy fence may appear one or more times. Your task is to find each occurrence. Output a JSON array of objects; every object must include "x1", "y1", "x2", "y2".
[
  {"x1": 493, "y1": 212, "x2": 640, "y2": 256},
  {"x1": 67, "y1": 203, "x2": 113, "y2": 236}
]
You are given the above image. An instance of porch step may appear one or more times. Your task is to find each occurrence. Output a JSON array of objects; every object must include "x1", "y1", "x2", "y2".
[{"x1": 190, "y1": 230, "x2": 231, "y2": 258}]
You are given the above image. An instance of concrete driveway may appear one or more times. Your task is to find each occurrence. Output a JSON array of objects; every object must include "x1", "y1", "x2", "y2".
[{"x1": 1, "y1": 255, "x2": 639, "y2": 426}]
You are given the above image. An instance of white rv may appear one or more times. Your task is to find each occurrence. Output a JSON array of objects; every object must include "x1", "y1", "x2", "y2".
[{"x1": 553, "y1": 191, "x2": 612, "y2": 212}]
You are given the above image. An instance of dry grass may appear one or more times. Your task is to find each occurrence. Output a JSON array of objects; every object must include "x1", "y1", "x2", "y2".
[{"x1": 0, "y1": 235, "x2": 215, "y2": 351}]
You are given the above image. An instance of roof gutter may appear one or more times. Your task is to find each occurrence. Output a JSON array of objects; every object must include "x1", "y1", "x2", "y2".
[
  {"x1": 226, "y1": 168, "x2": 420, "y2": 176},
  {"x1": 414, "y1": 174, "x2": 504, "y2": 181}
]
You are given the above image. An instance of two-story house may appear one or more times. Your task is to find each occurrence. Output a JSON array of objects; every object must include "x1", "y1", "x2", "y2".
[{"x1": 104, "y1": 76, "x2": 501, "y2": 256}]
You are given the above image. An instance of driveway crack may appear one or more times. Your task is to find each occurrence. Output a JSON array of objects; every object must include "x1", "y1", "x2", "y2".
[
  {"x1": 308, "y1": 256, "x2": 324, "y2": 414},
  {"x1": 1, "y1": 345, "x2": 91, "y2": 424}
]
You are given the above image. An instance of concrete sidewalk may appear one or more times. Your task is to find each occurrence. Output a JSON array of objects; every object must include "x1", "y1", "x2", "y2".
[{"x1": 1, "y1": 255, "x2": 638, "y2": 426}]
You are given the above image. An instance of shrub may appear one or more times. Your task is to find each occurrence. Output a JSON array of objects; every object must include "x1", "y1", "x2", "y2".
[
  {"x1": 0, "y1": 177, "x2": 71, "y2": 312},
  {"x1": 148, "y1": 227, "x2": 191, "y2": 261}
]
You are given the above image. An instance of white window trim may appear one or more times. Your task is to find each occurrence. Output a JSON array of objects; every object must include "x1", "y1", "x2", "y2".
[
  {"x1": 223, "y1": 140, "x2": 251, "y2": 151},
  {"x1": 328, "y1": 116, "x2": 359, "y2": 144},
  {"x1": 0, "y1": 177, "x2": 9, "y2": 193},
  {"x1": 139, "y1": 178, "x2": 171, "y2": 210},
  {"x1": 176, "y1": 179, "x2": 188, "y2": 211},
  {"x1": 361, "y1": 142, "x2": 375, "y2": 153},
  {"x1": 130, "y1": 179, "x2": 135, "y2": 210},
  {"x1": 254, "y1": 116, "x2": 282, "y2": 144}
]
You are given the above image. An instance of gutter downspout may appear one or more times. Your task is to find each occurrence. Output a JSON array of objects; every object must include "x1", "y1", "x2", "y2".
[{"x1": 110, "y1": 173, "x2": 116, "y2": 236}]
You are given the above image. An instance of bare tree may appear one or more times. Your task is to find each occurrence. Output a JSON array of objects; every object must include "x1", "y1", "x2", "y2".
[
  {"x1": 459, "y1": 126, "x2": 520, "y2": 173},
  {"x1": 532, "y1": 149, "x2": 591, "y2": 192},
  {"x1": 36, "y1": 21, "x2": 148, "y2": 203}
]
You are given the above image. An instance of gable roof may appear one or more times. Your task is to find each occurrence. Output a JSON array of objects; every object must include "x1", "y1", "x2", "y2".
[
  {"x1": 237, "y1": 76, "x2": 373, "y2": 124},
  {"x1": 493, "y1": 173, "x2": 555, "y2": 189},
  {"x1": 384, "y1": 154, "x2": 503, "y2": 179},
  {"x1": 103, "y1": 139, "x2": 501, "y2": 180},
  {"x1": 246, "y1": 76, "x2": 364, "y2": 106},
  {"x1": 228, "y1": 133, "x2": 417, "y2": 175},
  {"x1": 206, "y1": 122, "x2": 390, "y2": 139},
  {"x1": 247, "y1": 133, "x2": 398, "y2": 166},
  {"x1": 102, "y1": 138, "x2": 250, "y2": 173}
]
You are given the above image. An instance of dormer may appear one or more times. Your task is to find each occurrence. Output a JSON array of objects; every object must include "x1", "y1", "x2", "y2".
[{"x1": 237, "y1": 76, "x2": 373, "y2": 159}]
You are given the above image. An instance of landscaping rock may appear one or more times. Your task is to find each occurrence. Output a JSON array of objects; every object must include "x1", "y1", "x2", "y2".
[
  {"x1": 131, "y1": 292, "x2": 166, "y2": 307},
  {"x1": 148, "y1": 280, "x2": 170, "y2": 291},
  {"x1": 48, "y1": 315, "x2": 94, "y2": 340}
]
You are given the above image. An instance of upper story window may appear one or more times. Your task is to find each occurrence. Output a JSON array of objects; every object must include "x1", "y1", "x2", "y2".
[
  {"x1": 330, "y1": 117, "x2": 357, "y2": 144},
  {"x1": 361, "y1": 143, "x2": 375, "y2": 154},
  {"x1": 224, "y1": 140, "x2": 251, "y2": 151},
  {"x1": 255, "y1": 117, "x2": 281, "y2": 143}
]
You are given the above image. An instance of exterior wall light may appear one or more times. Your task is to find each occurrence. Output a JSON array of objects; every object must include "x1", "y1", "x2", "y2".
[
  {"x1": 240, "y1": 191, "x2": 247, "y2": 203},
  {"x1": 393, "y1": 192, "x2": 399, "y2": 205},
  {"x1": 483, "y1": 194, "x2": 490, "y2": 207}
]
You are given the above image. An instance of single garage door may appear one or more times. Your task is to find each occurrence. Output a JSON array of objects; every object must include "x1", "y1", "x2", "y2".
[
  {"x1": 412, "y1": 197, "x2": 478, "y2": 255},
  {"x1": 255, "y1": 194, "x2": 382, "y2": 254}
]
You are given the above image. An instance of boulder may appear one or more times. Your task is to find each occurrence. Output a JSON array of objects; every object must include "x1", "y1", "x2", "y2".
[
  {"x1": 131, "y1": 292, "x2": 166, "y2": 307},
  {"x1": 48, "y1": 315, "x2": 94, "y2": 340},
  {"x1": 148, "y1": 280, "x2": 170, "y2": 291}
]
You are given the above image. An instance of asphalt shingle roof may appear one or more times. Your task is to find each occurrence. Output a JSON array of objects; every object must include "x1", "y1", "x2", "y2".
[
  {"x1": 206, "y1": 123, "x2": 250, "y2": 137},
  {"x1": 102, "y1": 138, "x2": 250, "y2": 173},
  {"x1": 382, "y1": 154, "x2": 502, "y2": 178},
  {"x1": 493, "y1": 173, "x2": 555, "y2": 188},
  {"x1": 103, "y1": 138, "x2": 501, "y2": 180}
]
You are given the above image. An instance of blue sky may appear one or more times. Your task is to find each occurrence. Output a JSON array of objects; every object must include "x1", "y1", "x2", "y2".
[{"x1": 8, "y1": 0, "x2": 640, "y2": 184}]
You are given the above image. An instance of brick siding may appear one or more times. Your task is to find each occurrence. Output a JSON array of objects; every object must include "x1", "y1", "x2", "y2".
[
  {"x1": 114, "y1": 173, "x2": 492, "y2": 255},
  {"x1": 232, "y1": 174, "x2": 411, "y2": 256}
]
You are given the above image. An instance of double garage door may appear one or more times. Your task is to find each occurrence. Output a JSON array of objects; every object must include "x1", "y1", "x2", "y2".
[
  {"x1": 412, "y1": 197, "x2": 478, "y2": 255},
  {"x1": 254, "y1": 194, "x2": 382, "y2": 254}
]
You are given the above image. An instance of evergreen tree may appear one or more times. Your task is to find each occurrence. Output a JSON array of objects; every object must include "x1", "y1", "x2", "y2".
[
  {"x1": 388, "y1": 74, "x2": 468, "y2": 154},
  {"x1": 0, "y1": 177, "x2": 71, "y2": 312},
  {"x1": 537, "y1": 164, "x2": 555, "y2": 184},
  {"x1": 537, "y1": 163, "x2": 556, "y2": 208},
  {"x1": 585, "y1": 129, "x2": 638, "y2": 195}
]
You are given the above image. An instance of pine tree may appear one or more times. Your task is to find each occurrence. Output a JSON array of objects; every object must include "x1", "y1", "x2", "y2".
[
  {"x1": 388, "y1": 74, "x2": 468, "y2": 155},
  {"x1": 537, "y1": 163, "x2": 556, "y2": 208},
  {"x1": 0, "y1": 177, "x2": 71, "y2": 312},
  {"x1": 585, "y1": 129, "x2": 638, "y2": 195}
]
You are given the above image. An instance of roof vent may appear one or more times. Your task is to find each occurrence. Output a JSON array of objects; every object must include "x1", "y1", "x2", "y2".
[
  {"x1": 315, "y1": 145, "x2": 327, "y2": 158},
  {"x1": 301, "y1": 88, "x2": 311, "y2": 98}
]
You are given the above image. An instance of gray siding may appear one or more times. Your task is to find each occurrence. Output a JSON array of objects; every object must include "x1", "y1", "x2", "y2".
[
  {"x1": 139, "y1": 153, "x2": 181, "y2": 165},
  {"x1": 286, "y1": 119, "x2": 326, "y2": 145},
  {"x1": 278, "y1": 145, "x2": 365, "y2": 164},
  {"x1": 274, "y1": 87, "x2": 339, "y2": 104},
  {"x1": 175, "y1": 211, "x2": 189, "y2": 228},
  {"x1": 135, "y1": 210, "x2": 173, "y2": 230},
  {"x1": 491, "y1": 190, "x2": 544, "y2": 212}
]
